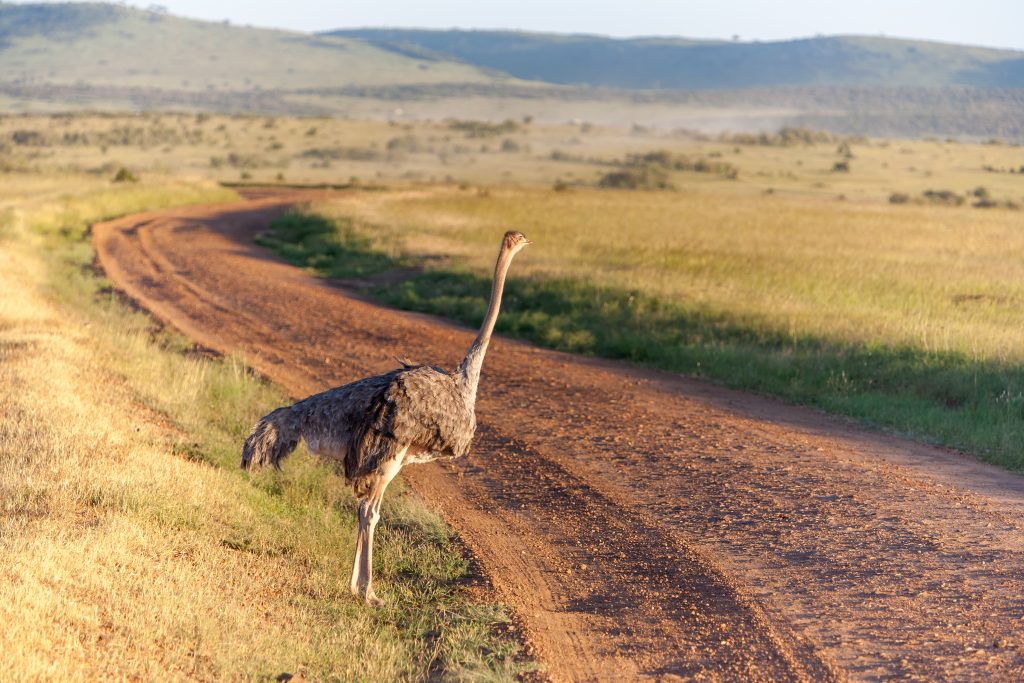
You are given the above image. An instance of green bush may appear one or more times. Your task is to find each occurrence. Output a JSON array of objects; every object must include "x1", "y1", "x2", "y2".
[
  {"x1": 923, "y1": 189, "x2": 964, "y2": 206},
  {"x1": 111, "y1": 167, "x2": 138, "y2": 183},
  {"x1": 598, "y1": 166, "x2": 672, "y2": 190}
]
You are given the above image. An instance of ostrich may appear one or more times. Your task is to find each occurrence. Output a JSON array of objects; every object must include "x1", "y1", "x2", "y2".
[{"x1": 241, "y1": 230, "x2": 531, "y2": 606}]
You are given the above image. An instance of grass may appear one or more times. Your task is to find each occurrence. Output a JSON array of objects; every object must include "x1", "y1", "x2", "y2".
[
  {"x1": 4, "y1": 111, "x2": 1023, "y2": 677},
  {"x1": 0, "y1": 180, "x2": 527, "y2": 681},
  {"x1": 257, "y1": 185, "x2": 1024, "y2": 470}
]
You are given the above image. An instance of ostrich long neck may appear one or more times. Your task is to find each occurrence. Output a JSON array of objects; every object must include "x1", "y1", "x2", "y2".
[{"x1": 458, "y1": 245, "x2": 514, "y2": 399}]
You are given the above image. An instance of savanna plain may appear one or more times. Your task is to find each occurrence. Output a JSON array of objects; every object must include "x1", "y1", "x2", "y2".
[{"x1": 2, "y1": 111, "x2": 1024, "y2": 679}]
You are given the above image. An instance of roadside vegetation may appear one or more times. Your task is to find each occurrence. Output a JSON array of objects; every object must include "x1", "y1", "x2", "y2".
[{"x1": 0, "y1": 179, "x2": 526, "y2": 680}]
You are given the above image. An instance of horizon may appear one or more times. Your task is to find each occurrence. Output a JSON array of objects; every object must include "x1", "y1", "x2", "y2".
[
  {"x1": 5, "y1": 0, "x2": 1024, "y2": 52},
  {"x1": 324, "y1": 27, "x2": 1024, "y2": 53}
]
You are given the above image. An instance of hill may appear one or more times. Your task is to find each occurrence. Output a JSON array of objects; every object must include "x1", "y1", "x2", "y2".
[
  {"x1": 0, "y1": 3, "x2": 502, "y2": 93},
  {"x1": 329, "y1": 29, "x2": 1024, "y2": 90},
  {"x1": 0, "y1": 3, "x2": 1021, "y2": 140}
]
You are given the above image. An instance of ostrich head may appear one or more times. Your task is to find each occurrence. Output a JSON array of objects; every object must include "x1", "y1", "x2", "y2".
[{"x1": 502, "y1": 230, "x2": 532, "y2": 253}]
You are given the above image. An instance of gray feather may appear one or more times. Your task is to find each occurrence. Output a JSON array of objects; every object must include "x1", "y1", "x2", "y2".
[{"x1": 243, "y1": 365, "x2": 475, "y2": 497}]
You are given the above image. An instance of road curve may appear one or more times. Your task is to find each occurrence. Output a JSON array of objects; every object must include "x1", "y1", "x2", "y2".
[{"x1": 93, "y1": 191, "x2": 1024, "y2": 682}]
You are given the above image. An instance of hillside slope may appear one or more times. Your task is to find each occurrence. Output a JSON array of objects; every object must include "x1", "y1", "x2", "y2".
[
  {"x1": 329, "y1": 29, "x2": 1024, "y2": 89},
  {"x1": 0, "y1": 3, "x2": 501, "y2": 92}
]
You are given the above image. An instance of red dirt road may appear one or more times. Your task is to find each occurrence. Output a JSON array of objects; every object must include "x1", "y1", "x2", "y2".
[{"x1": 94, "y1": 192, "x2": 1024, "y2": 681}]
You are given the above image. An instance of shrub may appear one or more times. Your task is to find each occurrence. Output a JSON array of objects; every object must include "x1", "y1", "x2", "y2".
[
  {"x1": 719, "y1": 127, "x2": 836, "y2": 146},
  {"x1": 550, "y1": 150, "x2": 579, "y2": 162},
  {"x1": 923, "y1": 189, "x2": 964, "y2": 206},
  {"x1": 10, "y1": 130, "x2": 49, "y2": 146},
  {"x1": 386, "y1": 135, "x2": 422, "y2": 154},
  {"x1": 832, "y1": 161, "x2": 850, "y2": 173},
  {"x1": 598, "y1": 166, "x2": 672, "y2": 190},
  {"x1": 889, "y1": 192, "x2": 911, "y2": 204},
  {"x1": 446, "y1": 119, "x2": 519, "y2": 138},
  {"x1": 622, "y1": 150, "x2": 738, "y2": 179},
  {"x1": 226, "y1": 152, "x2": 269, "y2": 169},
  {"x1": 111, "y1": 167, "x2": 138, "y2": 183},
  {"x1": 302, "y1": 146, "x2": 380, "y2": 162}
]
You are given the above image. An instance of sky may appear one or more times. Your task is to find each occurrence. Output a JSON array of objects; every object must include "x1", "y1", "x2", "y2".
[{"x1": 15, "y1": 0, "x2": 1024, "y2": 51}]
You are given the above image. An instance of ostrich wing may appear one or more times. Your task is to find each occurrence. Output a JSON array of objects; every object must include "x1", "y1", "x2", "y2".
[
  {"x1": 298, "y1": 365, "x2": 475, "y2": 486},
  {"x1": 384, "y1": 365, "x2": 476, "y2": 459}
]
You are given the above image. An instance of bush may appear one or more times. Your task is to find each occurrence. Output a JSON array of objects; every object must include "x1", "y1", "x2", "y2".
[
  {"x1": 385, "y1": 135, "x2": 422, "y2": 155},
  {"x1": 598, "y1": 166, "x2": 672, "y2": 190},
  {"x1": 923, "y1": 189, "x2": 964, "y2": 206},
  {"x1": 719, "y1": 127, "x2": 836, "y2": 147},
  {"x1": 621, "y1": 150, "x2": 738, "y2": 179},
  {"x1": 112, "y1": 167, "x2": 138, "y2": 183},
  {"x1": 446, "y1": 119, "x2": 519, "y2": 138},
  {"x1": 889, "y1": 193, "x2": 911, "y2": 204},
  {"x1": 10, "y1": 130, "x2": 49, "y2": 146},
  {"x1": 302, "y1": 146, "x2": 380, "y2": 162},
  {"x1": 832, "y1": 161, "x2": 850, "y2": 173}
]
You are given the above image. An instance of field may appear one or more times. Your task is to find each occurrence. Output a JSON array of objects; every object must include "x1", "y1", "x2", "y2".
[
  {"x1": 6, "y1": 112, "x2": 1024, "y2": 468},
  {"x1": 3, "y1": 112, "x2": 1024, "y2": 678},
  {"x1": 45, "y1": 110, "x2": 1012, "y2": 467}
]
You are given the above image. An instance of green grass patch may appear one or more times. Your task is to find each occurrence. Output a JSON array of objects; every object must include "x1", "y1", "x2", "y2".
[
  {"x1": 258, "y1": 207, "x2": 1024, "y2": 470},
  {"x1": 254, "y1": 211, "x2": 401, "y2": 278}
]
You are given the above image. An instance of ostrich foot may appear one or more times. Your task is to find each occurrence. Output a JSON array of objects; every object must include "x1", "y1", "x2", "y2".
[{"x1": 364, "y1": 590, "x2": 385, "y2": 608}]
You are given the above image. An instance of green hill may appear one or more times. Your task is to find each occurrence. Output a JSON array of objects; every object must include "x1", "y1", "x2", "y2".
[
  {"x1": 328, "y1": 29, "x2": 1024, "y2": 89},
  {"x1": 0, "y1": 3, "x2": 499, "y2": 93}
]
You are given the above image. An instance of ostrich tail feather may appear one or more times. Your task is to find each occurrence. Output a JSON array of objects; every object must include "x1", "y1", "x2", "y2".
[{"x1": 241, "y1": 407, "x2": 299, "y2": 470}]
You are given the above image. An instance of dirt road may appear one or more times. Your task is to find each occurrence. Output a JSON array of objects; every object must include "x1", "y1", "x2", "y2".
[{"x1": 93, "y1": 191, "x2": 1024, "y2": 681}]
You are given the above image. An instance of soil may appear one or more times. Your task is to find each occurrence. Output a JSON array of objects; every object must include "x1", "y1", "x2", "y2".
[{"x1": 93, "y1": 190, "x2": 1024, "y2": 682}]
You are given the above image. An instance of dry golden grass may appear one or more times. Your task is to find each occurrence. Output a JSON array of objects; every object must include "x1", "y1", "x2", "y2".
[
  {"x1": 4, "y1": 113, "x2": 1022, "y2": 197},
  {"x1": 316, "y1": 184, "x2": 1024, "y2": 362},
  {"x1": 0, "y1": 181, "x2": 525, "y2": 681}
]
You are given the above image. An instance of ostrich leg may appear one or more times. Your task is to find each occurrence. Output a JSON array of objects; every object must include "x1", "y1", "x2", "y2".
[{"x1": 349, "y1": 452, "x2": 405, "y2": 606}]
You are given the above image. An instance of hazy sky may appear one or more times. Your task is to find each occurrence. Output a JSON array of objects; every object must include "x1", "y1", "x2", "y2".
[{"x1": 18, "y1": 0, "x2": 1024, "y2": 51}]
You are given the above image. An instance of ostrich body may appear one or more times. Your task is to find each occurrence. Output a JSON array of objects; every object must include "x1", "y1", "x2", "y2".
[{"x1": 241, "y1": 230, "x2": 531, "y2": 605}]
